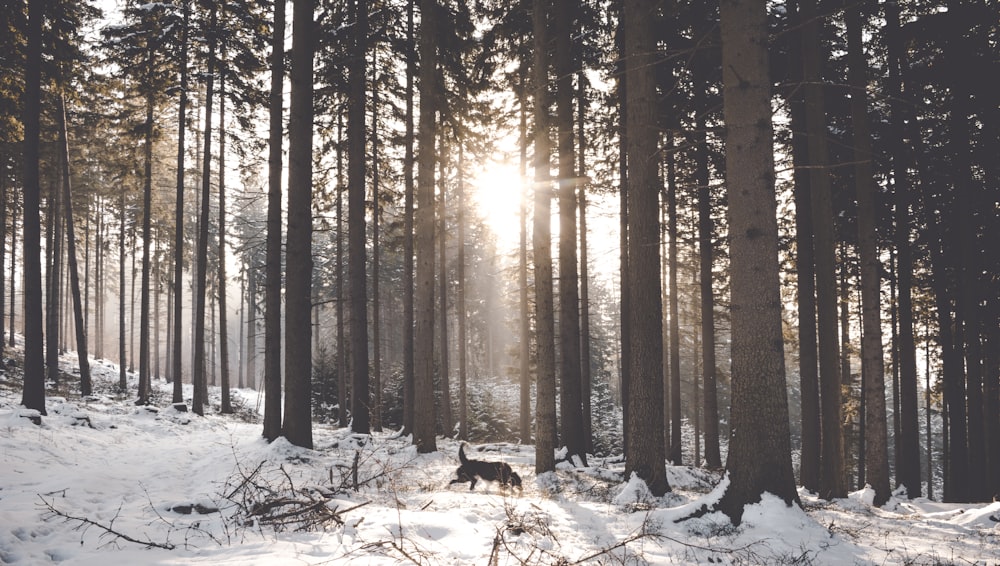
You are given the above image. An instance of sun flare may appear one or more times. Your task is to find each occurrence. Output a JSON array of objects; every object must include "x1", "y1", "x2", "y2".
[{"x1": 469, "y1": 160, "x2": 528, "y2": 250}]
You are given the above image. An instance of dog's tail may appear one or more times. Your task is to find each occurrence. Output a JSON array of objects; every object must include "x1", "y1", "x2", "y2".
[{"x1": 458, "y1": 443, "x2": 469, "y2": 465}]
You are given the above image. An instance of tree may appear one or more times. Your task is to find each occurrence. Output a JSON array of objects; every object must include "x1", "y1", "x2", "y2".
[
  {"x1": 412, "y1": 0, "x2": 438, "y2": 454},
  {"x1": 348, "y1": 0, "x2": 370, "y2": 435},
  {"x1": 172, "y1": 0, "x2": 190, "y2": 407},
  {"x1": 554, "y1": 0, "x2": 586, "y2": 467},
  {"x1": 402, "y1": 0, "x2": 416, "y2": 436},
  {"x1": 263, "y1": 0, "x2": 285, "y2": 442},
  {"x1": 716, "y1": 0, "x2": 798, "y2": 524},
  {"x1": 800, "y1": 0, "x2": 845, "y2": 500},
  {"x1": 881, "y1": 0, "x2": 919, "y2": 499},
  {"x1": 192, "y1": 2, "x2": 219, "y2": 416},
  {"x1": 532, "y1": 0, "x2": 556, "y2": 475},
  {"x1": 56, "y1": 92, "x2": 92, "y2": 397},
  {"x1": 282, "y1": 0, "x2": 315, "y2": 449},
  {"x1": 21, "y1": 0, "x2": 45, "y2": 415},
  {"x1": 622, "y1": 0, "x2": 668, "y2": 496},
  {"x1": 846, "y1": 0, "x2": 889, "y2": 507},
  {"x1": 217, "y1": 46, "x2": 232, "y2": 415},
  {"x1": 786, "y1": 0, "x2": 820, "y2": 493}
]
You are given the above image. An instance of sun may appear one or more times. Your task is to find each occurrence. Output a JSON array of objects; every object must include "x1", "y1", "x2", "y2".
[{"x1": 468, "y1": 159, "x2": 528, "y2": 251}]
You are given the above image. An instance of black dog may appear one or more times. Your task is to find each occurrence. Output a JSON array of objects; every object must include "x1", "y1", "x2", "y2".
[{"x1": 450, "y1": 444, "x2": 523, "y2": 493}]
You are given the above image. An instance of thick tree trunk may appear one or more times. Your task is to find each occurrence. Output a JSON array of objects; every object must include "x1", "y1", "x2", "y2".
[
  {"x1": 282, "y1": 0, "x2": 315, "y2": 448},
  {"x1": 21, "y1": 0, "x2": 45, "y2": 413},
  {"x1": 717, "y1": 0, "x2": 798, "y2": 524},
  {"x1": 413, "y1": 0, "x2": 438, "y2": 453},
  {"x1": 623, "y1": 0, "x2": 668, "y2": 496},
  {"x1": 554, "y1": 0, "x2": 586, "y2": 467}
]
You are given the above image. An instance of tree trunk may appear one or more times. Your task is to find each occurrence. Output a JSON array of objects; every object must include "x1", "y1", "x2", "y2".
[
  {"x1": 847, "y1": 0, "x2": 889, "y2": 506},
  {"x1": 192, "y1": 5, "x2": 218, "y2": 416},
  {"x1": 1, "y1": 150, "x2": 7, "y2": 349},
  {"x1": 172, "y1": 0, "x2": 189, "y2": 406},
  {"x1": 577, "y1": 73, "x2": 593, "y2": 453},
  {"x1": 9, "y1": 203, "x2": 17, "y2": 348},
  {"x1": 402, "y1": 0, "x2": 416, "y2": 437},
  {"x1": 348, "y1": 0, "x2": 370, "y2": 436},
  {"x1": 438, "y1": 152, "x2": 452, "y2": 437},
  {"x1": 413, "y1": 0, "x2": 439, "y2": 454},
  {"x1": 336, "y1": 114, "x2": 348, "y2": 427},
  {"x1": 885, "y1": 0, "x2": 922, "y2": 499},
  {"x1": 138, "y1": 71, "x2": 155, "y2": 405},
  {"x1": 56, "y1": 93, "x2": 93, "y2": 397},
  {"x1": 716, "y1": 0, "x2": 798, "y2": 524},
  {"x1": 282, "y1": 0, "x2": 315, "y2": 448},
  {"x1": 457, "y1": 146, "x2": 468, "y2": 440},
  {"x1": 21, "y1": 0, "x2": 45, "y2": 414},
  {"x1": 694, "y1": 73, "x2": 720, "y2": 469},
  {"x1": 217, "y1": 60, "x2": 232, "y2": 415},
  {"x1": 532, "y1": 0, "x2": 556, "y2": 474},
  {"x1": 623, "y1": 0, "x2": 668, "y2": 496},
  {"x1": 263, "y1": 0, "x2": 285, "y2": 441},
  {"x1": 371, "y1": 46, "x2": 382, "y2": 433},
  {"x1": 47, "y1": 143, "x2": 62, "y2": 387},
  {"x1": 666, "y1": 137, "x2": 681, "y2": 466},
  {"x1": 119, "y1": 179, "x2": 127, "y2": 391},
  {"x1": 518, "y1": 70, "x2": 532, "y2": 445},
  {"x1": 800, "y1": 0, "x2": 845, "y2": 500}
]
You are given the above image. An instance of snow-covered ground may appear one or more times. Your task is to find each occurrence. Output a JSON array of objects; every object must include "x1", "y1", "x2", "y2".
[{"x1": 1, "y1": 343, "x2": 998, "y2": 565}]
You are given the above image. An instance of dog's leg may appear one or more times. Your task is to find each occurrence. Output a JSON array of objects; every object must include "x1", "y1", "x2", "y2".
[{"x1": 469, "y1": 477, "x2": 477, "y2": 490}]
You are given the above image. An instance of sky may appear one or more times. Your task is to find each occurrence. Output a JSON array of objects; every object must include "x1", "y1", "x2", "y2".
[{"x1": 1, "y1": 340, "x2": 998, "y2": 565}]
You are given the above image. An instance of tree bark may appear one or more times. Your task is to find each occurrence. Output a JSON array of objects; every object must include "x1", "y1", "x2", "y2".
[
  {"x1": 716, "y1": 0, "x2": 798, "y2": 524},
  {"x1": 172, "y1": 0, "x2": 189, "y2": 406},
  {"x1": 884, "y1": 0, "x2": 922, "y2": 499},
  {"x1": 800, "y1": 0, "x2": 845, "y2": 500},
  {"x1": 282, "y1": 0, "x2": 315, "y2": 448},
  {"x1": 413, "y1": 0, "x2": 438, "y2": 453},
  {"x1": 192, "y1": 4, "x2": 219, "y2": 416},
  {"x1": 56, "y1": 93, "x2": 93, "y2": 397},
  {"x1": 532, "y1": 0, "x2": 556, "y2": 474},
  {"x1": 847, "y1": 0, "x2": 889, "y2": 506},
  {"x1": 217, "y1": 59, "x2": 232, "y2": 414},
  {"x1": 263, "y1": 0, "x2": 286, "y2": 441},
  {"x1": 20, "y1": 0, "x2": 45, "y2": 414},
  {"x1": 623, "y1": 0, "x2": 668, "y2": 496},
  {"x1": 348, "y1": 0, "x2": 370, "y2": 435}
]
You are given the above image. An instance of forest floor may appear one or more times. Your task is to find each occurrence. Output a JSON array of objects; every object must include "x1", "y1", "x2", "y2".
[{"x1": 1, "y1": 339, "x2": 998, "y2": 565}]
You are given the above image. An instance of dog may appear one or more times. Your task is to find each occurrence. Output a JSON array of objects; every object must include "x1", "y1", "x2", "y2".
[{"x1": 449, "y1": 443, "x2": 523, "y2": 493}]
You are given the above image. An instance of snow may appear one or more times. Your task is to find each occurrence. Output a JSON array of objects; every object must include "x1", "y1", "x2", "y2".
[{"x1": 1, "y1": 342, "x2": 998, "y2": 565}]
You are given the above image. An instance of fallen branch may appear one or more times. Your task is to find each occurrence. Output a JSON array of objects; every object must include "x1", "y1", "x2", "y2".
[{"x1": 39, "y1": 496, "x2": 176, "y2": 550}]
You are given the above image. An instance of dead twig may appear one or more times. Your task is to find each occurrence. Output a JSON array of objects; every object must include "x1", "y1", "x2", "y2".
[{"x1": 39, "y1": 496, "x2": 176, "y2": 550}]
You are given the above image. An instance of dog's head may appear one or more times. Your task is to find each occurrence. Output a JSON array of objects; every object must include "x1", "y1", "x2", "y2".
[{"x1": 509, "y1": 471, "x2": 523, "y2": 490}]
